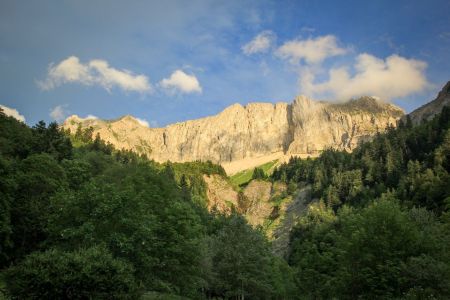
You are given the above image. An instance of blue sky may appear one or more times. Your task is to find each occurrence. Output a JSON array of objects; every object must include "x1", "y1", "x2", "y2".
[{"x1": 1, "y1": 0, "x2": 449, "y2": 127}]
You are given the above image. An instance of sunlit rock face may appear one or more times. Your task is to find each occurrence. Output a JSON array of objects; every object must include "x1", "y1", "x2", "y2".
[{"x1": 63, "y1": 96, "x2": 404, "y2": 173}]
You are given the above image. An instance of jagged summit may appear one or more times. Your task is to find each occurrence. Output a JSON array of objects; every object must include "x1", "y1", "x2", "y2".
[{"x1": 63, "y1": 95, "x2": 404, "y2": 174}]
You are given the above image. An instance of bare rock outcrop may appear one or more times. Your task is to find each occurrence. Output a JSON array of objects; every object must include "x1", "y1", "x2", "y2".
[
  {"x1": 243, "y1": 180, "x2": 273, "y2": 226},
  {"x1": 63, "y1": 96, "x2": 404, "y2": 174},
  {"x1": 203, "y1": 174, "x2": 238, "y2": 213}
]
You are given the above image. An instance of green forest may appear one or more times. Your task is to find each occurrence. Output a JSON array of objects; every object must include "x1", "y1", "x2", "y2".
[{"x1": 1, "y1": 105, "x2": 450, "y2": 299}]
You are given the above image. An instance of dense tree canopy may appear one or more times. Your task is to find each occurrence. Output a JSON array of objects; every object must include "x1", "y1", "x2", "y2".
[
  {"x1": 273, "y1": 107, "x2": 450, "y2": 298},
  {"x1": 0, "y1": 110, "x2": 293, "y2": 299},
  {"x1": 1, "y1": 105, "x2": 450, "y2": 299}
]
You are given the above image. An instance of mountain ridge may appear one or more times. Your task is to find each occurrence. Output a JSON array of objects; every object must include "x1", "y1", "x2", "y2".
[
  {"x1": 63, "y1": 95, "x2": 404, "y2": 174},
  {"x1": 407, "y1": 81, "x2": 450, "y2": 124}
]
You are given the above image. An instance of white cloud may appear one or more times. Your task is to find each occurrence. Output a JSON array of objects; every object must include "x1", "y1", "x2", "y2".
[
  {"x1": 39, "y1": 56, "x2": 152, "y2": 93},
  {"x1": 160, "y1": 70, "x2": 202, "y2": 94},
  {"x1": 242, "y1": 31, "x2": 276, "y2": 55},
  {"x1": 0, "y1": 104, "x2": 26, "y2": 122},
  {"x1": 85, "y1": 115, "x2": 98, "y2": 120},
  {"x1": 49, "y1": 105, "x2": 67, "y2": 121},
  {"x1": 276, "y1": 35, "x2": 347, "y2": 64},
  {"x1": 300, "y1": 53, "x2": 429, "y2": 100},
  {"x1": 135, "y1": 117, "x2": 149, "y2": 127}
]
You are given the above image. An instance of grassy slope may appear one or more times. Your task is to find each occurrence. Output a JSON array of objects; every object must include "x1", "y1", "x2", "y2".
[{"x1": 230, "y1": 159, "x2": 278, "y2": 186}]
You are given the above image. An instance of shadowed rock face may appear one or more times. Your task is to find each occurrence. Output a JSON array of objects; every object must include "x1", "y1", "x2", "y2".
[
  {"x1": 63, "y1": 96, "x2": 404, "y2": 173},
  {"x1": 407, "y1": 81, "x2": 450, "y2": 125}
]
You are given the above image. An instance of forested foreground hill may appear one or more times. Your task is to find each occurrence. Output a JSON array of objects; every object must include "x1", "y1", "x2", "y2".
[
  {"x1": 0, "y1": 111, "x2": 295, "y2": 299},
  {"x1": 1, "y1": 104, "x2": 450, "y2": 299},
  {"x1": 273, "y1": 106, "x2": 450, "y2": 298}
]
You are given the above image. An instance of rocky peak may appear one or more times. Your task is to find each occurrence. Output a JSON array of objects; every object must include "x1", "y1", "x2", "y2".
[
  {"x1": 117, "y1": 115, "x2": 142, "y2": 126},
  {"x1": 408, "y1": 81, "x2": 450, "y2": 124},
  {"x1": 219, "y1": 103, "x2": 244, "y2": 115}
]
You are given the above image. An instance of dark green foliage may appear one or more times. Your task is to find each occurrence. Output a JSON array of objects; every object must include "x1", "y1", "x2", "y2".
[
  {"x1": 284, "y1": 105, "x2": 450, "y2": 299},
  {"x1": 179, "y1": 174, "x2": 191, "y2": 201},
  {"x1": 251, "y1": 167, "x2": 266, "y2": 180},
  {"x1": 4, "y1": 246, "x2": 138, "y2": 299},
  {"x1": 289, "y1": 197, "x2": 450, "y2": 299},
  {"x1": 170, "y1": 160, "x2": 227, "y2": 205},
  {"x1": 0, "y1": 155, "x2": 13, "y2": 267},
  {"x1": 2, "y1": 104, "x2": 449, "y2": 299},
  {"x1": 0, "y1": 113, "x2": 291, "y2": 298},
  {"x1": 32, "y1": 121, "x2": 73, "y2": 161},
  {"x1": 0, "y1": 110, "x2": 32, "y2": 159},
  {"x1": 273, "y1": 105, "x2": 450, "y2": 213},
  {"x1": 202, "y1": 214, "x2": 294, "y2": 299},
  {"x1": 171, "y1": 160, "x2": 226, "y2": 178},
  {"x1": 45, "y1": 160, "x2": 204, "y2": 296},
  {"x1": 9, "y1": 153, "x2": 67, "y2": 262}
]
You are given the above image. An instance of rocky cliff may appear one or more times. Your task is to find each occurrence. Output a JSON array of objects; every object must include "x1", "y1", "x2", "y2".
[
  {"x1": 407, "y1": 81, "x2": 450, "y2": 125},
  {"x1": 63, "y1": 96, "x2": 404, "y2": 174},
  {"x1": 202, "y1": 174, "x2": 310, "y2": 256}
]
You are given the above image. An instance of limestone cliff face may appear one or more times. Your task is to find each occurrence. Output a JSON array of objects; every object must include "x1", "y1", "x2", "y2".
[
  {"x1": 63, "y1": 96, "x2": 404, "y2": 173},
  {"x1": 287, "y1": 96, "x2": 403, "y2": 155}
]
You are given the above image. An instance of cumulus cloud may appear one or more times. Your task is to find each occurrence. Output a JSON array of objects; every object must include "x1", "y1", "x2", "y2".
[
  {"x1": 50, "y1": 105, "x2": 67, "y2": 121},
  {"x1": 276, "y1": 35, "x2": 347, "y2": 64},
  {"x1": 300, "y1": 53, "x2": 429, "y2": 100},
  {"x1": 0, "y1": 104, "x2": 25, "y2": 122},
  {"x1": 39, "y1": 56, "x2": 152, "y2": 93},
  {"x1": 160, "y1": 70, "x2": 202, "y2": 94},
  {"x1": 242, "y1": 31, "x2": 276, "y2": 55}
]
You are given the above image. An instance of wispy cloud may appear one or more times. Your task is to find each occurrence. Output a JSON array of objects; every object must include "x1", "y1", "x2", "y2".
[
  {"x1": 300, "y1": 53, "x2": 430, "y2": 100},
  {"x1": 160, "y1": 70, "x2": 202, "y2": 94},
  {"x1": 242, "y1": 30, "x2": 276, "y2": 55},
  {"x1": 0, "y1": 104, "x2": 26, "y2": 122},
  {"x1": 276, "y1": 34, "x2": 347, "y2": 64},
  {"x1": 39, "y1": 56, "x2": 152, "y2": 93}
]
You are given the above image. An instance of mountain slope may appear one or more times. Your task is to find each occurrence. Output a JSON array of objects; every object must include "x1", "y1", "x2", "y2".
[
  {"x1": 63, "y1": 96, "x2": 404, "y2": 174},
  {"x1": 408, "y1": 81, "x2": 450, "y2": 124}
]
